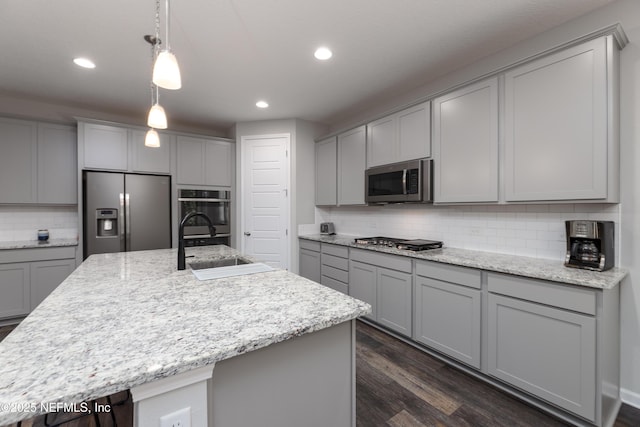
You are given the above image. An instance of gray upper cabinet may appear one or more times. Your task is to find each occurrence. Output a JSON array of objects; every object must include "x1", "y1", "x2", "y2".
[
  {"x1": 504, "y1": 36, "x2": 617, "y2": 202},
  {"x1": 337, "y1": 126, "x2": 366, "y2": 205},
  {"x1": 0, "y1": 118, "x2": 76, "y2": 205},
  {"x1": 130, "y1": 129, "x2": 172, "y2": 174},
  {"x1": 0, "y1": 118, "x2": 37, "y2": 203},
  {"x1": 433, "y1": 78, "x2": 498, "y2": 203},
  {"x1": 82, "y1": 122, "x2": 129, "y2": 171},
  {"x1": 367, "y1": 101, "x2": 430, "y2": 168},
  {"x1": 82, "y1": 122, "x2": 174, "y2": 175},
  {"x1": 315, "y1": 136, "x2": 337, "y2": 206},
  {"x1": 176, "y1": 135, "x2": 233, "y2": 187},
  {"x1": 37, "y1": 123, "x2": 77, "y2": 204},
  {"x1": 414, "y1": 261, "x2": 482, "y2": 368}
]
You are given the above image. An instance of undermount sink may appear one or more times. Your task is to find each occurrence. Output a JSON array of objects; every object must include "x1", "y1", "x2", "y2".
[
  {"x1": 188, "y1": 257, "x2": 252, "y2": 270},
  {"x1": 190, "y1": 259, "x2": 274, "y2": 281}
]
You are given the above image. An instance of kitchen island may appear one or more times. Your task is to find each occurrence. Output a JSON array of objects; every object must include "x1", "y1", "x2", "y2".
[{"x1": 0, "y1": 246, "x2": 370, "y2": 426}]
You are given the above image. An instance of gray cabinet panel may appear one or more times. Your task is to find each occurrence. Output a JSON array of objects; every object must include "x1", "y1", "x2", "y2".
[
  {"x1": 377, "y1": 267, "x2": 412, "y2": 336},
  {"x1": 433, "y1": 78, "x2": 498, "y2": 203},
  {"x1": 83, "y1": 123, "x2": 128, "y2": 171},
  {"x1": 397, "y1": 102, "x2": 431, "y2": 162},
  {"x1": 205, "y1": 140, "x2": 233, "y2": 187},
  {"x1": 321, "y1": 275, "x2": 349, "y2": 295},
  {"x1": 488, "y1": 272, "x2": 596, "y2": 315},
  {"x1": 130, "y1": 129, "x2": 172, "y2": 174},
  {"x1": 0, "y1": 263, "x2": 30, "y2": 318},
  {"x1": 321, "y1": 243, "x2": 349, "y2": 258},
  {"x1": 414, "y1": 276, "x2": 481, "y2": 368},
  {"x1": 315, "y1": 137, "x2": 337, "y2": 205},
  {"x1": 415, "y1": 260, "x2": 481, "y2": 289},
  {"x1": 488, "y1": 294, "x2": 596, "y2": 421},
  {"x1": 350, "y1": 248, "x2": 411, "y2": 273},
  {"x1": 0, "y1": 118, "x2": 37, "y2": 203},
  {"x1": 30, "y1": 259, "x2": 75, "y2": 310},
  {"x1": 176, "y1": 136, "x2": 204, "y2": 185},
  {"x1": 299, "y1": 239, "x2": 320, "y2": 252},
  {"x1": 321, "y1": 253, "x2": 349, "y2": 271},
  {"x1": 299, "y1": 248, "x2": 321, "y2": 283},
  {"x1": 504, "y1": 37, "x2": 609, "y2": 201},
  {"x1": 337, "y1": 126, "x2": 366, "y2": 205},
  {"x1": 366, "y1": 116, "x2": 395, "y2": 168},
  {"x1": 37, "y1": 123, "x2": 77, "y2": 204},
  {"x1": 349, "y1": 260, "x2": 376, "y2": 321}
]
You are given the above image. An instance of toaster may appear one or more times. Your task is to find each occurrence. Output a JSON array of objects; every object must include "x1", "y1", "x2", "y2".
[{"x1": 320, "y1": 222, "x2": 335, "y2": 235}]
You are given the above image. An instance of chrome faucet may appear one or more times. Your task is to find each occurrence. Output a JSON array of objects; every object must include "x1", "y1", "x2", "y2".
[{"x1": 178, "y1": 212, "x2": 216, "y2": 270}]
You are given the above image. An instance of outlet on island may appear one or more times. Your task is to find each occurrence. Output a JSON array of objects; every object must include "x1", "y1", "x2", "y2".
[{"x1": 160, "y1": 407, "x2": 191, "y2": 427}]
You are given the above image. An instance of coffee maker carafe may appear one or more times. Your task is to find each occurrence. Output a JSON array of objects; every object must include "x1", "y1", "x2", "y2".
[{"x1": 565, "y1": 220, "x2": 614, "y2": 271}]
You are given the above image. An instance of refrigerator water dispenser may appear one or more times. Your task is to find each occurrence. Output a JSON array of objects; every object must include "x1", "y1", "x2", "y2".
[{"x1": 96, "y1": 209, "x2": 118, "y2": 237}]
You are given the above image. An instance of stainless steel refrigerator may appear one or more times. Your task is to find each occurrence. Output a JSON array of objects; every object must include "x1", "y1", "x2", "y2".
[{"x1": 83, "y1": 171, "x2": 171, "y2": 259}]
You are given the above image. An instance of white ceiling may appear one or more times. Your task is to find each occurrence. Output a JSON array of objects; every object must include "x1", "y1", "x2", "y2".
[{"x1": 0, "y1": 0, "x2": 615, "y2": 132}]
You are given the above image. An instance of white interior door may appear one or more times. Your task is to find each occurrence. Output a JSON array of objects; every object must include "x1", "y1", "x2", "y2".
[{"x1": 241, "y1": 134, "x2": 290, "y2": 269}]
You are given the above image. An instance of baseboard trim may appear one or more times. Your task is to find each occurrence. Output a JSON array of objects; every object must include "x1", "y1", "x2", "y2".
[{"x1": 621, "y1": 388, "x2": 640, "y2": 409}]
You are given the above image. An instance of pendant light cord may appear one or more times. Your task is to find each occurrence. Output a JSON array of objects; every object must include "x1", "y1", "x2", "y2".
[{"x1": 165, "y1": 0, "x2": 171, "y2": 51}]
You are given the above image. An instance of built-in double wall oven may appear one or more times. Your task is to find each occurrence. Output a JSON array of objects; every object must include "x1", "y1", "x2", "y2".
[{"x1": 178, "y1": 189, "x2": 231, "y2": 247}]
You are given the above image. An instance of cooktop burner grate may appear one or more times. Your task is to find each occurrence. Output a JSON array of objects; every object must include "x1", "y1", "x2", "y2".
[{"x1": 354, "y1": 236, "x2": 443, "y2": 251}]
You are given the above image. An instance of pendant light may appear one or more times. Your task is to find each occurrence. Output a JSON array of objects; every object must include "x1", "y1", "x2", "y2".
[
  {"x1": 153, "y1": 0, "x2": 181, "y2": 90},
  {"x1": 144, "y1": 33, "x2": 166, "y2": 147},
  {"x1": 145, "y1": 128, "x2": 161, "y2": 148}
]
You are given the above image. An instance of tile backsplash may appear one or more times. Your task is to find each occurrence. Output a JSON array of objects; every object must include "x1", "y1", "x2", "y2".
[
  {"x1": 0, "y1": 206, "x2": 78, "y2": 242},
  {"x1": 308, "y1": 203, "x2": 621, "y2": 262}
]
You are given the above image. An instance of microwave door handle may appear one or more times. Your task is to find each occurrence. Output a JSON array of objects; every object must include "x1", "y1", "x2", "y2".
[{"x1": 402, "y1": 169, "x2": 408, "y2": 195}]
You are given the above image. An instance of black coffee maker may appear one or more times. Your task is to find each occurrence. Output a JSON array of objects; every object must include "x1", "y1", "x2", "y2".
[{"x1": 565, "y1": 220, "x2": 614, "y2": 271}]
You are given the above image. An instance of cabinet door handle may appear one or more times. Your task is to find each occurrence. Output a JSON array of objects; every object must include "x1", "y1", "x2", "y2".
[{"x1": 244, "y1": 232, "x2": 251, "y2": 236}]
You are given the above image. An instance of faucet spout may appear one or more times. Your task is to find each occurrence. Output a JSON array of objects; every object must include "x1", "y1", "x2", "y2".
[{"x1": 178, "y1": 212, "x2": 217, "y2": 270}]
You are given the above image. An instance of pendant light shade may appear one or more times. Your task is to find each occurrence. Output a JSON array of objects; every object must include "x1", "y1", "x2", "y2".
[
  {"x1": 153, "y1": 50, "x2": 181, "y2": 90},
  {"x1": 147, "y1": 103, "x2": 168, "y2": 129},
  {"x1": 145, "y1": 128, "x2": 161, "y2": 147}
]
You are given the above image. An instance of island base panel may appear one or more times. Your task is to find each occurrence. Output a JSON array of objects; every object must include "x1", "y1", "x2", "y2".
[{"x1": 209, "y1": 320, "x2": 355, "y2": 427}]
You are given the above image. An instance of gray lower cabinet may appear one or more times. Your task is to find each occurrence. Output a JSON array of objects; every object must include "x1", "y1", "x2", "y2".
[
  {"x1": 414, "y1": 261, "x2": 482, "y2": 369},
  {"x1": 30, "y1": 259, "x2": 76, "y2": 310},
  {"x1": 487, "y1": 272, "x2": 613, "y2": 424},
  {"x1": 299, "y1": 239, "x2": 321, "y2": 283},
  {"x1": 349, "y1": 248, "x2": 412, "y2": 337},
  {"x1": 320, "y1": 243, "x2": 349, "y2": 294},
  {"x1": 0, "y1": 247, "x2": 76, "y2": 320},
  {"x1": 349, "y1": 260, "x2": 376, "y2": 321},
  {"x1": 0, "y1": 263, "x2": 30, "y2": 318}
]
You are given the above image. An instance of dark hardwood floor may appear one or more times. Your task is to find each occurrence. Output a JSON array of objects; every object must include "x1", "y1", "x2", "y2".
[
  {"x1": 356, "y1": 320, "x2": 640, "y2": 427},
  {"x1": 2, "y1": 321, "x2": 640, "y2": 426}
]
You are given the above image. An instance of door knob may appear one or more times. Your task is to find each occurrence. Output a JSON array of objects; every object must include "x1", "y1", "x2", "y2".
[{"x1": 244, "y1": 232, "x2": 251, "y2": 236}]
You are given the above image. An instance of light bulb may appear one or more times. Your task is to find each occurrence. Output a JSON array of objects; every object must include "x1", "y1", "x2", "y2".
[
  {"x1": 153, "y1": 50, "x2": 182, "y2": 90},
  {"x1": 147, "y1": 103, "x2": 168, "y2": 129},
  {"x1": 145, "y1": 129, "x2": 161, "y2": 147}
]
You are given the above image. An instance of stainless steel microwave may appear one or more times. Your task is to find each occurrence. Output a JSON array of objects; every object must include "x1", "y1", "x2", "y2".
[{"x1": 365, "y1": 159, "x2": 433, "y2": 204}]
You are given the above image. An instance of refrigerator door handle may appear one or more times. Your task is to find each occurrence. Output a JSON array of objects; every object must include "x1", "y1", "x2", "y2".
[
  {"x1": 119, "y1": 193, "x2": 126, "y2": 252},
  {"x1": 125, "y1": 193, "x2": 131, "y2": 251}
]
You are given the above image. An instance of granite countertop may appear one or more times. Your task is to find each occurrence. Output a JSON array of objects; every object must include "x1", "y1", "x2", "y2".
[
  {"x1": 0, "y1": 245, "x2": 370, "y2": 424},
  {"x1": 299, "y1": 234, "x2": 628, "y2": 290},
  {"x1": 0, "y1": 239, "x2": 78, "y2": 250}
]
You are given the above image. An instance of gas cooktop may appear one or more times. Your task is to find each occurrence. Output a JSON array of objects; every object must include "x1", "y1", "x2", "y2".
[{"x1": 353, "y1": 236, "x2": 443, "y2": 251}]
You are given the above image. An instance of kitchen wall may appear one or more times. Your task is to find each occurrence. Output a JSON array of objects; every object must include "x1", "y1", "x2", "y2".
[
  {"x1": 0, "y1": 206, "x2": 77, "y2": 242},
  {"x1": 311, "y1": 203, "x2": 621, "y2": 262}
]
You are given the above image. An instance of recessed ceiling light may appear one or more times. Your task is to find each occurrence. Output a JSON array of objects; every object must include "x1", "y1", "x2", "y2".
[
  {"x1": 314, "y1": 47, "x2": 332, "y2": 61},
  {"x1": 73, "y1": 57, "x2": 96, "y2": 69},
  {"x1": 256, "y1": 100, "x2": 269, "y2": 109}
]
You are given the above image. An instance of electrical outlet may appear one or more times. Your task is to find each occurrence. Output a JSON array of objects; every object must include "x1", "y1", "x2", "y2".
[{"x1": 160, "y1": 407, "x2": 191, "y2": 427}]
